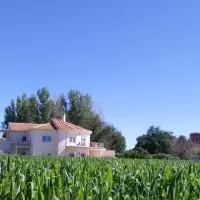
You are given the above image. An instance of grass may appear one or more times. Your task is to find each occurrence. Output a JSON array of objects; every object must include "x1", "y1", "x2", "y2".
[{"x1": 0, "y1": 156, "x2": 199, "y2": 199}]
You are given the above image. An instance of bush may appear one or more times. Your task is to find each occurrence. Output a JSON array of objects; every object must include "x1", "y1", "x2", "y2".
[
  {"x1": 121, "y1": 149, "x2": 180, "y2": 160},
  {"x1": 115, "y1": 153, "x2": 124, "y2": 158},
  {"x1": 152, "y1": 153, "x2": 179, "y2": 160},
  {"x1": 123, "y1": 148, "x2": 152, "y2": 159}
]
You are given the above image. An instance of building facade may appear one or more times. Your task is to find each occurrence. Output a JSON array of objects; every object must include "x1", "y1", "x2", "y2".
[
  {"x1": 190, "y1": 133, "x2": 200, "y2": 154},
  {"x1": 0, "y1": 119, "x2": 115, "y2": 157}
]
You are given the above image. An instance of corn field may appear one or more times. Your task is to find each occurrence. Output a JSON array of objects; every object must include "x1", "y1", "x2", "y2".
[{"x1": 0, "y1": 156, "x2": 199, "y2": 200}]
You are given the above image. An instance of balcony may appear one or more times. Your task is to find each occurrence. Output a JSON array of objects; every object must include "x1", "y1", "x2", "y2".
[
  {"x1": 11, "y1": 141, "x2": 31, "y2": 146},
  {"x1": 90, "y1": 142, "x2": 104, "y2": 148},
  {"x1": 76, "y1": 142, "x2": 87, "y2": 147}
]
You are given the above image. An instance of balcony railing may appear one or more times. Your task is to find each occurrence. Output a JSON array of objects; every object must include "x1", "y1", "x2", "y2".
[
  {"x1": 76, "y1": 142, "x2": 87, "y2": 147},
  {"x1": 11, "y1": 141, "x2": 31, "y2": 146},
  {"x1": 90, "y1": 142, "x2": 104, "y2": 148}
]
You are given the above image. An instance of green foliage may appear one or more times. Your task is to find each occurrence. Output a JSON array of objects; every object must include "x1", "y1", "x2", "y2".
[
  {"x1": 28, "y1": 95, "x2": 40, "y2": 123},
  {"x1": 3, "y1": 88, "x2": 55, "y2": 126},
  {"x1": 96, "y1": 125, "x2": 126, "y2": 153},
  {"x1": 37, "y1": 87, "x2": 52, "y2": 123},
  {"x1": 16, "y1": 94, "x2": 30, "y2": 123},
  {"x1": 68, "y1": 90, "x2": 95, "y2": 126},
  {"x1": 67, "y1": 90, "x2": 103, "y2": 136},
  {"x1": 135, "y1": 126, "x2": 174, "y2": 154},
  {"x1": 50, "y1": 94, "x2": 65, "y2": 119},
  {"x1": 122, "y1": 148, "x2": 180, "y2": 160},
  {"x1": 3, "y1": 100, "x2": 17, "y2": 127},
  {"x1": 151, "y1": 153, "x2": 179, "y2": 160},
  {"x1": 0, "y1": 156, "x2": 199, "y2": 199},
  {"x1": 124, "y1": 148, "x2": 152, "y2": 159}
]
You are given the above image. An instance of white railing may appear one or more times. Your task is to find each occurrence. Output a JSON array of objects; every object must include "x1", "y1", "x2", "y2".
[
  {"x1": 90, "y1": 142, "x2": 104, "y2": 148},
  {"x1": 76, "y1": 142, "x2": 87, "y2": 147}
]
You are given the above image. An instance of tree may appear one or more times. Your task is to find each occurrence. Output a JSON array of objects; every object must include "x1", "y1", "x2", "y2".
[
  {"x1": 28, "y1": 95, "x2": 40, "y2": 123},
  {"x1": 3, "y1": 99, "x2": 17, "y2": 127},
  {"x1": 16, "y1": 94, "x2": 30, "y2": 123},
  {"x1": 95, "y1": 125, "x2": 126, "y2": 153},
  {"x1": 170, "y1": 135, "x2": 190, "y2": 158},
  {"x1": 50, "y1": 94, "x2": 65, "y2": 119},
  {"x1": 3, "y1": 87, "x2": 53, "y2": 126},
  {"x1": 135, "y1": 126, "x2": 174, "y2": 154},
  {"x1": 68, "y1": 90, "x2": 103, "y2": 136},
  {"x1": 37, "y1": 87, "x2": 52, "y2": 123}
]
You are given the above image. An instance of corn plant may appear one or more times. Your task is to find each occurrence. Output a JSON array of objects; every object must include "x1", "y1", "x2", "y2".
[{"x1": 0, "y1": 156, "x2": 199, "y2": 200}]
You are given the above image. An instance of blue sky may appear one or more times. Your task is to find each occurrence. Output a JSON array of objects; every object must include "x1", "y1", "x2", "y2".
[{"x1": 1, "y1": 1, "x2": 200, "y2": 149}]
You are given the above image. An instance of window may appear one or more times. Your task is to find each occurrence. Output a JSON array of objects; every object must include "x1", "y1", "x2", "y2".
[
  {"x1": 47, "y1": 136, "x2": 51, "y2": 142},
  {"x1": 70, "y1": 137, "x2": 76, "y2": 143},
  {"x1": 22, "y1": 136, "x2": 27, "y2": 142},
  {"x1": 42, "y1": 136, "x2": 46, "y2": 142},
  {"x1": 81, "y1": 137, "x2": 86, "y2": 146},
  {"x1": 42, "y1": 136, "x2": 52, "y2": 142}
]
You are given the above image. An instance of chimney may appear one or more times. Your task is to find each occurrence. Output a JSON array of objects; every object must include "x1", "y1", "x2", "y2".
[{"x1": 62, "y1": 113, "x2": 66, "y2": 122}]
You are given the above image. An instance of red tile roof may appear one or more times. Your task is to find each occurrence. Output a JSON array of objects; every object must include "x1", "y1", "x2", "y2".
[
  {"x1": 8, "y1": 123, "x2": 39, "y2": 131},
  {"x1": 32, "y1": 123, "x2": 54, "y2": 130},
  {"x1": 8, "y1": 119, "x2": 92, "y2": 134},
  {"x1": 51, "y1": 119, "x2": 90, "y2": 133}
]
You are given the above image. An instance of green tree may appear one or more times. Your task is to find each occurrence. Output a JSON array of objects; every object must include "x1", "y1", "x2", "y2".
[
  {"x1": 135, "y1": 126, "x2": 174, "y2": 154},
  {"x1": 68, "y1": 90, "x2": 103, "y2": 134},
  {"x1": 16, "y1": 94, "x2": 29, "y2": 123},
  {"x1": 28, "y1": 95, "x2": 40, "y2": 123},
  {"x1": 95, "y1": 125, "x2": 126, "y2": 153},
  {"x1": 37, "y1": 87, "x2": 51, "y2": 123},
  {"x1": 50, "y1": 94, "x2": 65, "y2": 119},
  {"x1": 3, "y1": 99, "x2": 17, "y2": 127},
  {"x1": 3, "y1": 88, "x2": 53, "y2": 126}
]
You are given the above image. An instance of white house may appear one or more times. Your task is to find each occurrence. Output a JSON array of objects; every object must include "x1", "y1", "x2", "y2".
[{"x1": 0, "y1": 119, "x2": 115, "y2": 157}]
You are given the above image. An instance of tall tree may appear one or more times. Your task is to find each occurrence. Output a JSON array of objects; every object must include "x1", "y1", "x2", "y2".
[
  {"x1": 28, "y1": 95, "x2": 40, "y2": 123},
  {"x1": 68, "y1": 90, "x2": 103, "y2": 132},
  {"x1": 50, "y1": 94, "x2": 65, "y2": 119},
  {"x1": 16, "y1": 94, "x2": 29, "y2": 123},
  {"x1": 95, "y1": 125, "x2": 126, "y2": 153},
  {"x1": 3, "y1": 88, "x2": 53, "y2": 126},
  {"x1": 135, "y1": 126, "x2": 174, "y2": 154},
  {"x1": 3, "y1": 99, "x2": 17, "y2": 127},
  {"x1": 37, "y1": 87, "x2": 51, "y2": 123}
]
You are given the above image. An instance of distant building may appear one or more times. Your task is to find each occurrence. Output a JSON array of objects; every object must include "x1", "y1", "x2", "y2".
[
  {"x1": 190, "y1": 133, "x2": 200, "y2": 154},
  {"x1": 0, "y1": 118, "x2": 115, "y2": 157}
]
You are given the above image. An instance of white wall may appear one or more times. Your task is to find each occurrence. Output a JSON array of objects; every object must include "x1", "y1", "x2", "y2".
[
  {"x1": 65, "y1": 132, "x2": 90, "y2": 147},
  {"x1": 57, "y1": 130, "x2": 67, "y2": 155},
  {"x1": 30, "y1": 130, "x2": 58, "y2": 155},
  {"x1": 57, "y1": 130, "x2": 91, "y2": 155},
  {"x1": 0, "y1": 141, "x2": 11, "y2": 152}
]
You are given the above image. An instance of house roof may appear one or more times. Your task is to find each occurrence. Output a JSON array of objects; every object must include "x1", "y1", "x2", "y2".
[
  {"x1": 8, "y1": 123, "x2": 39, "y2": 131},
  {"x1": 8, "y1": 119, "x2": 92, "y2": 134}
]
